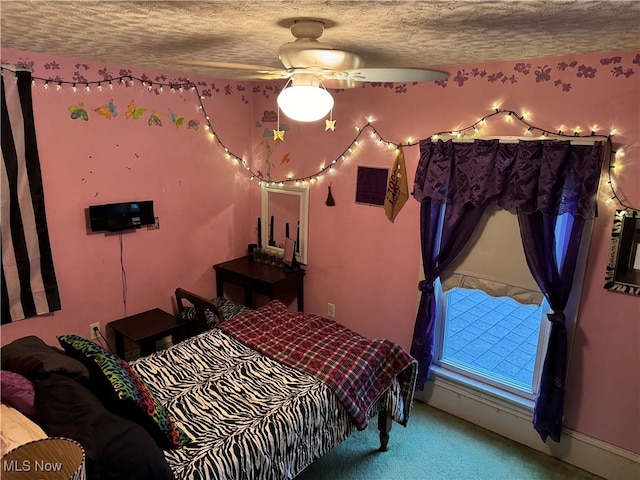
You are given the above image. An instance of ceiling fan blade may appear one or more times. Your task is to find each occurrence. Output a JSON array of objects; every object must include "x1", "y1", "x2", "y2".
[
  {"x1": 281, "y1": 48, "x2": 363, "y2": 71},
  {"x1": 173, "y1": 60, "x2": 290, "y2": 80},
  {"x1": 320, "y1": 77, "x2": 359, "y2": 89},
  {"x1": 172, "y1": 60, "x2": 289, "y2": 80},
  {"x1": 344, "y1": 67, "x2": 449, "y2": 83},
  {"x1": 179, "y1": 60, "x2": 285, "y2": 73},
  {"x1": 236, "y1": 72, "x2": 292, "y2": 81}
]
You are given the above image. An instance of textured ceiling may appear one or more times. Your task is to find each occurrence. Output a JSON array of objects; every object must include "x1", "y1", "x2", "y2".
[{"x1": 2, "y1": 1, "x2": 639, "y2": 80}]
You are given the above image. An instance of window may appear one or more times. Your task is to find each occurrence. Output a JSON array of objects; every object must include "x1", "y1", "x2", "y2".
[
  {"x1": 432, "y1": 209, "x2": 592, "y2": 401},
  {"x1": 439, "y1": 288, "x2": 546, "y2": 395}
]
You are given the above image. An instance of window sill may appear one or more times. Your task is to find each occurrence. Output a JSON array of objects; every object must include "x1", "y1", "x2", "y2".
[{"x1": 428, "y1": 364, "x2": 535, "y2": 418}]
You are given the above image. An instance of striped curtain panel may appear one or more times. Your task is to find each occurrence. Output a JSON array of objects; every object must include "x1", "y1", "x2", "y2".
[{"x1": 1, "y1": 70, "x2": 60, "y2": 323}]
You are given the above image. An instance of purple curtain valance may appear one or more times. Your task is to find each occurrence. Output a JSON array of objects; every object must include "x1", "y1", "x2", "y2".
[{"x1": 413, "y1": 138, "x2": 604, "y2": 219}]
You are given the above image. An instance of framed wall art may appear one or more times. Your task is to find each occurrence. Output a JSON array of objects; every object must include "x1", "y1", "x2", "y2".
[
  {"x1": 604, "y1": 208, "x2": 640, "y2": 296},
  {"x1": 355, "y1": 166, "x2": 389, "y2": 207}
]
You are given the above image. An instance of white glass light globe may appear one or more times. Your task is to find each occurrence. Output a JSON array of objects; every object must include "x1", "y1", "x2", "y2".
[{"x1": 277, "y1": 85, "x2": 334, "y2": 122}]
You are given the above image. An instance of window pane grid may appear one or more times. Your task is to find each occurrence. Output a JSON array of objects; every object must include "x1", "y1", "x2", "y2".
[{"x1": 441, "y1": 288, "x2": 543, "y2": 394}]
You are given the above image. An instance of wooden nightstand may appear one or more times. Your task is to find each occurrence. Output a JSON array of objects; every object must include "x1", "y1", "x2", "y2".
[
  {"x1": 214, "y1": 256, "x2": 305, "y2": 311},
  {"x1": 107, "y1": 308, "x2": 185, "y2": 359}
]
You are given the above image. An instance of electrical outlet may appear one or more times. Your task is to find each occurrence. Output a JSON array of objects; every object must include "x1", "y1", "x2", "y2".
[
  {"x1": 327, "y1": 303, "x2": 335, "y2": 319},
  {"x1": 90, "y1": 322, "x2": 100, "y2": 339}
]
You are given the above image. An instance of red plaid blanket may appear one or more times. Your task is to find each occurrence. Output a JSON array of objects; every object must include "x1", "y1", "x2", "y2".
[{"x1": 219, "y1": 300, "x2": 417, "y2": 430}]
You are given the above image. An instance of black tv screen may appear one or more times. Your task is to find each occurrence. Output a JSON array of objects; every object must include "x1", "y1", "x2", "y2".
[{"x1": 89, "y1": 200, "x2": 154, "y2": 232}]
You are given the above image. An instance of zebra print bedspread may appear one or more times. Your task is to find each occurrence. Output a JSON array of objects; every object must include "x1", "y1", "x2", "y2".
[{"x1": 132, "y1": 328, "x2": 372, "y2": 479}]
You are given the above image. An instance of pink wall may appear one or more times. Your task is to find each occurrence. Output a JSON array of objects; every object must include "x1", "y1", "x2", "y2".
[
  {"x1": 1, "y1": 48, "x2": 638, "y2": 454},
  {"x1": 248, "y1": 50, "x2": 640, "y2": 454},
  {"x1": 1, "y1": 50, "x2": 253, "y2": 346}
]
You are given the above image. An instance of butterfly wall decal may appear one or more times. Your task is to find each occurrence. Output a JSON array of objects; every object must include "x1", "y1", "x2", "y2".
[
  {"x1": 148, "y1": 112, "x2": 163, "y2": 126},
  {"x1": 95, "y1": 98, "x2": 118, "y2": 120},
  {"x1": 125, "y1": 100, "x2": 146, "y2": 120},
  {"x1": 169, "y1": 110, "x2": 185, "y2": 128},
  {"x1": 68, "y1": 103, "x2": 88, "y2": 121}
]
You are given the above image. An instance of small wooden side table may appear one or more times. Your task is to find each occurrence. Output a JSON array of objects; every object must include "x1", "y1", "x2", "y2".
[
  {"x1": 214, "y1": 256, "x2": 305, "y2": 311},
  {"x1": 1, "y1": 437, "x2": 85, "y2": 480},
  {"x1": 107, "y1": 308, "x2": 185, "y2": 359}
]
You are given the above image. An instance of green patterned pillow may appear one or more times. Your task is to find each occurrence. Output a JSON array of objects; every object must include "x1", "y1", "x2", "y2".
[{"x1": 57, "y1": 334, "x2": 190, "y2": 450}]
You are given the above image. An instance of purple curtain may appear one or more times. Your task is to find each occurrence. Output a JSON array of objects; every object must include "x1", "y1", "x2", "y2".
[
  {"x1": 412, "y1": 138, "x2": 603, "y2": 441},
  {"x1": 518, "y1": 212, "x2": 586, "y2": 442},
  {"x1": 410, "y1": 198, "x2": 485, "y2": 387}
]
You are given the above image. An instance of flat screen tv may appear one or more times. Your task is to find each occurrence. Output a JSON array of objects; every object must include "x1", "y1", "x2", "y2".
[{"x1": 88, "y1": 200, "x2": 154, "y2": 233}]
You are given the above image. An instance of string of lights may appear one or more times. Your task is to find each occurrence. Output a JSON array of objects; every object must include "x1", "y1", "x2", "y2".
[
  {"x1": 606, "y1": 137, "x2": 634, "y2": 211},
  {"x1": 0, "y1": 67, "x2": 261, "y2": 181},
  {"x1": 1, "y1": 66, "x2": 633, "y2": 211}
]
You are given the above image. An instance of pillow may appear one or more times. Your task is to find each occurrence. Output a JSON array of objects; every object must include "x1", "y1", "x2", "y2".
[
  {"x1": 0, "y1": 370, "x2": 38, "y2": 419},
  {"x1": 0, "y1": 403, "x2": 47, "y2": 457},
  {"x1": 178, "y1": 297, "x2": 251, "y2": 328},
  {"x1": 1, "y1": 335, "x2": 89, "y2": 380},
  {"x1": 214, "y1": 297, "x2": 252, "y2": 320},
  {"x1": 34, "y1": 374, "x2": 175, "y2": 480},
  {"x1": 178, "y1": 305, "x2": 221, "y2": 328},
  {"x1": 57, "y1": 334, "x2": 190, "y2": 450}
]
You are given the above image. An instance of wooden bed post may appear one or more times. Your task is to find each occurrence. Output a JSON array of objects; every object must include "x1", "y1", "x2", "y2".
[{"x1": 377, "y1": 410, "x2": 392, "y2": 452}]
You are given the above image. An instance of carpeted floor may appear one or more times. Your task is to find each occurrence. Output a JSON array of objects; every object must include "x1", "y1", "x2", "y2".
[{"x1": 296, "y1": 401, "x2": 602, "y2": 480}]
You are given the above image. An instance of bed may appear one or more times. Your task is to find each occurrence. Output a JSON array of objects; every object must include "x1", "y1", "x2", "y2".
[{"x1": 0, "y1": 288, "x2": 417, "y2": 480}]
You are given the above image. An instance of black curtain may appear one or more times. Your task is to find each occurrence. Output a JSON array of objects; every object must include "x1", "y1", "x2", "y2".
[{"x1": 1, "y1": 69, "x2": 60, "y2": 323}]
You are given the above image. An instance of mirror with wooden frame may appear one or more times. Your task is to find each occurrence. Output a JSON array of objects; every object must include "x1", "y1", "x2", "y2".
[{"x1": 604, "y1": 208, "x2": 640, "y2": 296}]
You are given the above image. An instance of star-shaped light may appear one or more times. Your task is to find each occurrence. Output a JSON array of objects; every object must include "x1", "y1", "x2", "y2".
[
  {"x1": 325, "y1": 119, "x2": 336, "y2": 131},
  {"x1": 273, "y1": 129, "x2": 285, "y2": 142}
]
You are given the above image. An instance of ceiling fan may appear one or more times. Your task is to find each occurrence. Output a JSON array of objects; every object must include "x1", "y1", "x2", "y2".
[{"x1": 184, "y1": 19, "x2": 449, "y2": 121}]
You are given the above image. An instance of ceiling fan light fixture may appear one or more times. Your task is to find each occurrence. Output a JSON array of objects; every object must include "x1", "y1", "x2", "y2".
[{"x1": 277, "y1": 79, "x2": 334, "y2": 122}]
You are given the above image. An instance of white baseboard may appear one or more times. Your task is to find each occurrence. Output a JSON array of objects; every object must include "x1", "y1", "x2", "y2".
[{"x1": 415, "y1": 374, "x2": 640, "y2": 480}]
